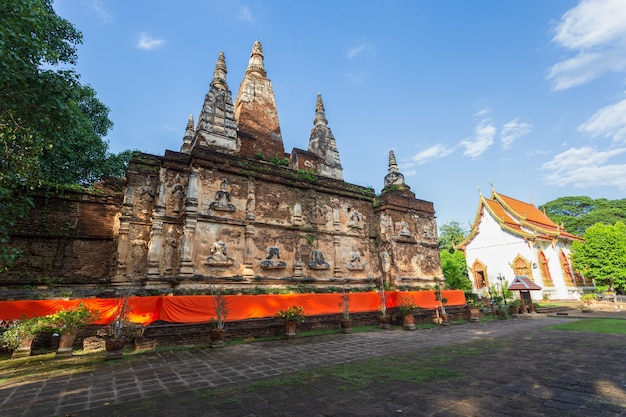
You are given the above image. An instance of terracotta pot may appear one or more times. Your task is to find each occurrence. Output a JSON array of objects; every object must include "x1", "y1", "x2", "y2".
[
  {"x1": 11, "y1": 335, "x2": 35, "y2": 359},
  {"x1": 340, "y1": 319, "x2": 353, "y2": 334},
  {"x1": 209, "y1": 329, "x2": 226, "y2": 348},
  {"x1": 56, "y1": 331, "x2": 78, "y2": 358},
  {"x1": 284, "y1": 320, "x2": 298, "y2": 338},
  {"x1": 105, "y1": 337, "x2": 126, "y2": 360},
  {"x1": 402, "y1": 313, "x2": 416, "y2": 330}
]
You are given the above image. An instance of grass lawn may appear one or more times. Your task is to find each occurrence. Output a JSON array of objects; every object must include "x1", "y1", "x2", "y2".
[{"x1": 548, "y1": 318, "x2": 626, "y2": 334}]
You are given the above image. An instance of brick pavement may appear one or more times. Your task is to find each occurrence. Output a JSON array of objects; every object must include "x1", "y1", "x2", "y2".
[{"x1": 1, "y1": 315, "x2": 625, "y2": 417}]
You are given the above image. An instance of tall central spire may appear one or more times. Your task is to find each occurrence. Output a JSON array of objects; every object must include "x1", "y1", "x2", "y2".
[{"x1": 234, "y1": 40, "x2": 285, "y2": 158}]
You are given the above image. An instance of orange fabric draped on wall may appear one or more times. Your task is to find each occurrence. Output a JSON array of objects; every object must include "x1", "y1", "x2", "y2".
[{"x1": 0, "y1": 290, "x2": 465, "y2": 325}]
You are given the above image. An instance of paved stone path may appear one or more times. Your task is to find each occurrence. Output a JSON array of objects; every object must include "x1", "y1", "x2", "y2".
[{"x1": 1, "y1": 315, "x2": 625, "y2": 416}]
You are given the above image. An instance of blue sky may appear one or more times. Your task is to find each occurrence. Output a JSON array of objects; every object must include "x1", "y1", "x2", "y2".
[{"x1": 53, "y1": 0, "x2": 626, "y2": 231}]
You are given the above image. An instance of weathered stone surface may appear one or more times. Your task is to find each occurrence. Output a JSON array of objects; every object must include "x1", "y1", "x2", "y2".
[{"x1": 2, "y1": 42, "x2": 442, "y2": 298}]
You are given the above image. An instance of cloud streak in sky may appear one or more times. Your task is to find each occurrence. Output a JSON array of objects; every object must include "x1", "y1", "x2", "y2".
[
  {"x1": 548, "y1": 0, "x2": 626, "y2": 90},
  {"x1": 461, "y1": 121, "x2": 496, "y2": 158},
  {"x1": 346, "y1": 42, "x2": 375, "y2": 59},
  {"x1": 501, "y1": 118, "x2": 532, "y2": 149},
  {"x1": 578, "y1": 97, "x2": 626, "y2": 142},
  {"x1": 542, "y1": 146, "x2": 626, "y2": 188},
  {"x1": 137, "y1": 33, "x2": 165, "y2": 50}
]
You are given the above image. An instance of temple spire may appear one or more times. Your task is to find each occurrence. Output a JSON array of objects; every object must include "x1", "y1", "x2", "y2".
[
  {"x1": 314, "y1": 93, "x2": 328, "y2": 126},
  {"x1": 234, "y1": 40, "x2": 284, "y2": 157},
  {"x1": 307, "y1": 93, "x2": 343, "y2": 180},
  {"x1": 180, "y1": 114, "x2": 195, "y2": 154},
  {"x1": 383, "y1": 150, "x2": 410, "y2": 191},
  {"x1": 192, "y1": 51, "x2": 237, "y2": 152},
  {"x1": 245, "y1": 40, "x2": 266, "y2": 77},
  {"x1": 211, "y1": 51, "x2": 228, "y2": 91}
]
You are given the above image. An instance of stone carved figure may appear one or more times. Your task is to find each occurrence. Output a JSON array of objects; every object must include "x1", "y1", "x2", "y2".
[
  {"x1": 310, "y1": 199, "x2": 327, "y2": 225},
  {"x1": 163, "y1": 228, "x2": 178, "y2": 274},
  {"x1": 379, "y1": 213, "x2": 393, "y2": 240},
  {"x1": 347, "y1": 244, "x2": 365, "y2": 270},
  {"x1": 205, "y1": 240, "x2": 234, "y2": 266},
  {"x1": 309, "y1": 249, "x2": 330, "y2": 270},
  {"x1": 399, "y1": 220, "x2": 412, "y2": 238},
  {"x1": 170, "y1": 174, "x2": 185, "y2": 214},
  {"x1": 348, "y1": 209, "x2": 363, "y2": 230},
  {"x1": 131, "y1": 238, "x2": 148, "y2": 273},
  {"x1": 260, "y1": 246, "x2": 287, "y2": 269},
  {"x1": 140, "y1": 176, "x2": 155, "y2": 214},
  {"x1": 209, "y1": 179, "x2": 236, "y2": 212}
]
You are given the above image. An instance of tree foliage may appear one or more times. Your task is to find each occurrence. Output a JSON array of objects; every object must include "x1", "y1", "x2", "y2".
[
  {"x1": 440, "y1": 249, "x2": 472, "y2": 291},
  {"x1": 438, "y1": 220, "x2": 469, "y2": 251},
  {"x1": 571, "y1": 222, "x2": 626, "y2": 293},
  {"x1": 438, "y1": 221, "x2": 471, "y2": 289},
  {"x1": 540, "y1": 196, "x2": 626, "y2": 235},
  {"x1": 0, "y1": 0, "x2": 131, "y2": 270}
]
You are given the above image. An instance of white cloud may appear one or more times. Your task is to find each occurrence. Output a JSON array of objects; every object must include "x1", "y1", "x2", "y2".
[
  {"x1": 501, "y1": 118, "x2": 532, "y2": 149},
  {"x1": 346, "y1": 42, "x2": 375, "y2": 59},
  {"x1": 542, "y1": 146, "x2": 626, "y2": 188},
  {"x1": 411, "y1": 144, "x2": 456, "y2": 165},
  {"x1": 578, "y1": 97, "x2": 626, "y2": 142},
  {"x1": 548, "y1": 0, "x2": 626, "y2": 90},
  {"x1": 137, "y1": 32, "x2": 165, "y2": 51},
  {"x1": 87, "y1": 0, "x2": 112, "y2": 22},
  {"x1": 461, "y1": 121, "x2": 496, "y2": 158},
  {"x1": 238, "y1": 6, "x2": 253, "y2": 22}
]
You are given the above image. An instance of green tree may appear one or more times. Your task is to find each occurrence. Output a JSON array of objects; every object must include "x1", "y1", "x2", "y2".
[
  {"x1": 540, "y1": 196, "x2": 626, "y2": 235},
  {"x1": 438, "y1": 221, "x2": 471, "y2": 289},
  {"x1": 438, "y1": 220, "x2": 469, "y2": 251},
  {"x1": 0, "y1": 0, "x2": 130, "y2": 270},
  {"x1": 571, "y1": 222, "x2": 626, "y2": 293},
  {"x1": 440, "y1": 249, "x2": 472, "y2": 291}
]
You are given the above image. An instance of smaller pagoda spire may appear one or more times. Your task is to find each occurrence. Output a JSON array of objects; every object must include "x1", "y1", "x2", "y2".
[
  {"x1": 389, "y1": 150, "x2": 399, "y2": 173},
  {"x1": 313, "y1": 93, "x2": 328, "y2": 126},
  {"x1": 245, "y1": 40, "x2": 266, "y2": 77},
  {"x1": 211, "y1": 51, "x2": 228, "y2": 91},
  {"x1": 180, "y1": 114, "x2": 195, "y2": 154},
  {"x1": 383, "y1": 150, "x2": 410, "y2": 191}
]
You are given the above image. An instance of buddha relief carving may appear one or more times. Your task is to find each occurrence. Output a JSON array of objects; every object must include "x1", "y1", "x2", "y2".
[
  {"x1": 346, "y1": 244, "x2": 365, "y2": 270},
  {"x1": 260, "y1": 246, "x2": 287, "y2": 269},
  {"x1": 347, "y1": 208, "x2": 363, "y2": 231},
  {"x1": 209, "y1": 179, "x2": 236, "y2": 212},
  {"x1": 310, "y1": 199, "x2": 327, "y2": 225},
  {"x1": 205, "y1": 240, "x2": 234, "y2": 266},
  {"x1": 139, "y1": 175, "x2": 155, "y2": 215},
  {"x1": 309, "y1": 249, "x2": 330, "y2": 270}
]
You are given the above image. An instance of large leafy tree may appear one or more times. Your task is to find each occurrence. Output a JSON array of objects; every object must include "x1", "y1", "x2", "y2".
[
  {"x1": 0, "y1": 0, "x2": 130, "y2": 270},
  {"x1": 540, "y1": 196, "x2": 626, "y2": 235},
  {"x1": 438, "y1": 221, "x2": 471, "y2": 289},
  {"x1": 571, "y1": 222, "x2": 626, "y2": 293}
]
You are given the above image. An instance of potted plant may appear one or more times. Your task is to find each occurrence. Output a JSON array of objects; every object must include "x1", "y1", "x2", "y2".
[
  {"x1": 209, "y1": 285, "x2": 228, "y2": 348},
  {"x1": 397, "y1": 296, "x2": 418, "y2": 330},
  {"x1": 509, "y1": 299, "x2": 521, "y2": 315},
  {"x1": 49, "y1": 303, "x2": 98, "y2": 357},
  {"x1": 277, "y1": 305, "x2": 305, "y2": 338},
  {"x1": 339, "y1": 288, "x2": 352, "y2": 333},
  {"x1": 1, "y1": 318, "x2": 41, "y2": 359},
  {"x1": 466, "y1": 297, "x2": 484, "y2": 321}
]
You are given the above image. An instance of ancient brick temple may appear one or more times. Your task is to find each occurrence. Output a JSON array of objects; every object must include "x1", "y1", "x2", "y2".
[{"x1": 3, "y1": 41, "x2": 442, "y2": 296}]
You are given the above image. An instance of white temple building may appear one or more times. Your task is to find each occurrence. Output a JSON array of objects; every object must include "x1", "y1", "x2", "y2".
[{"x1": 457, "y1": 187, "x2": 592, "y2": 302}]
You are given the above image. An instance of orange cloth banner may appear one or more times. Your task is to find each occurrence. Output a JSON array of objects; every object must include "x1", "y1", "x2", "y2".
[{"x1": 0, "y1": 290, "x2": 465, "y2": 326}]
